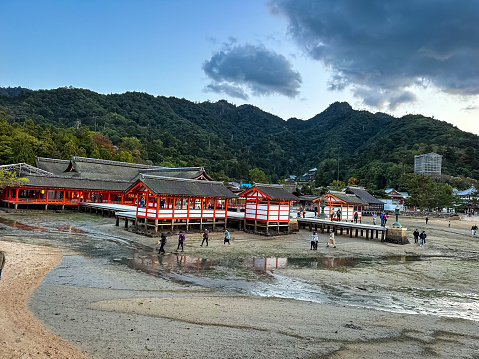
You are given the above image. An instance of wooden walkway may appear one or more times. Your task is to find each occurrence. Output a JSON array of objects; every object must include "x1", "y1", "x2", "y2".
[{"x1": 297, "y1": 218, "x2": 386, "y2": 241}]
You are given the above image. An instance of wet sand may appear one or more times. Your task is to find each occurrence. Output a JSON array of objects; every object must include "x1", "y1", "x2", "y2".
[
  {"x1": 1, "y1": 213, "x2": 479, "y2": 358},
  {"x1": 0, "y1": 239, "x2": 88, "y2": 359}
]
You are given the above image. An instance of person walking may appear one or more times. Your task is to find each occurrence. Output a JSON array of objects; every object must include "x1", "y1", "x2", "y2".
[
  {"x1": 200, "y1": 229, "x2": 209, "y2": 247},
  {"x1": 0, "y1": 249, "x2": 5, "y2": 280},
  {"x1": 158, "y1": 233, "x2": 167, "y2": 254},
  {"x1": 425, "y1": 216, "x2": 429, "y2": 224},
  {"x1": 419, "y1": 231, "x2": 427, "y2": 246},
  {"x1": 448, "y1": 221, "x2": 451, "y2": 228},
  {"x1": 177, "y1": 232, "x2": 185, "y2": 252},
  {"x1": 327, "y1": 229, "x2": 336, "y2": 248},
  {"x1": 413, "y1": 229, "x2": 419, "y2": 244},
  {"x1": 311, "y1": 231, "x2": 318, "y2": 250},
  {"x1": 380, "y1": 212, "x2": 385, "y2": 226},
  {"x1": 372, "y1": 213, "x2": 377, "y2": 225},
  {"x1": 383, "y1": 214, "x2": 388, "y2": 226},
  {"x1": 224, "y1": 229, "x2": 231, "y2": 245},
  {"x1": 354, "y1": 211, "x2": 358, "y2": 223}
]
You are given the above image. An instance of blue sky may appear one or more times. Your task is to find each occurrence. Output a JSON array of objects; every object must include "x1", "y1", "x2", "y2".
[{"x1": 2, "y1": 0, "x2": 479, "y2": 135}]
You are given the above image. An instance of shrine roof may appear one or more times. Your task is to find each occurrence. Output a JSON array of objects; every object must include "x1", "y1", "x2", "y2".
[
  {"x1": 130, "y1": 175, "x2": 237, "y2": 198},
  {"x1": 240, "y1": 184, "x2": 299, "y2": 201},
  {"x1": 35, "y1": 157, "x2": 71, "y2": 175},
  {"x1": 17, "y1": 174, "x2": 131, "y2": 191},
  {"x1": 138, "y1": 167, "x2": 212, "y2": 180},
  {"x1": 344, "y1": 186, "x2": 384, "y2": 204}
]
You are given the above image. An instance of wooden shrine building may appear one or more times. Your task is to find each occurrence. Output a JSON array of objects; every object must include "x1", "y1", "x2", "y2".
[
  {"x1": 313, "y1": 191, "x2": 365, "y2": 222},
  {"x1": 126, "y1": 174, "x2": 236, "y2": 232},
  {"x1": 0, "y1": 157, "x2": 236, "y2": 233},
  {"x1": 238, "y1": 184, "x2": 299, "y2": 234}
]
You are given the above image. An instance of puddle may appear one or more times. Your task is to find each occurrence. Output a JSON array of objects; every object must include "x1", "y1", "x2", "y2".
[{"x1": 0, "y1": 216, "x2": 48, "y2": 232}]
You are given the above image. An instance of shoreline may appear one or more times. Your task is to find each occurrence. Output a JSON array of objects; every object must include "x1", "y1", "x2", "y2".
[{"x1": 0, "y1": 240, "x2": 88, "y2": 359}]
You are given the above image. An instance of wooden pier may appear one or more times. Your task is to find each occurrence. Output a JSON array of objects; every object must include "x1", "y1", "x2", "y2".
[{"x1": 297, "y1": 218, "x2": 386, "y2": 241}]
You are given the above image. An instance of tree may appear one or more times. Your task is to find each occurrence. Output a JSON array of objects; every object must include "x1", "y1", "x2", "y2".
[
  {"x1": 249, "y1": 168, "x2": 268, "y2": 184},
  {"x1": 347, "y1": 177, "x2": 358, "y2": 186},
  {"x1": 329, "y1": 180, "x2": 345, "y2": 191},
  {"x1": 0, "y1": 169, "x2": 28, "y2": 188}
]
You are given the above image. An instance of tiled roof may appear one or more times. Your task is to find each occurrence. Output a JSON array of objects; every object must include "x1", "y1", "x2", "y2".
[
  {"x1": 138, "y1": 167, "x2": 212, "y2": 180},
  {"x1": 18, "y1": 174, "x2": 131, "y2": 191},
  {"x1": 241, "y1": 184, "x2": 299, "y2": 201},
  {"x1": 64, "y1": 156, "x2": 162, "y2": 181},
  {"x1": 345, "y1": 186, "x2": 384, "y2": 204},
  {"x1": 35, "y1": 157, "x2": 70, "y2": 175},
  {"x1": 131, "y1": 175, "x2": 237, "y2": 198}
]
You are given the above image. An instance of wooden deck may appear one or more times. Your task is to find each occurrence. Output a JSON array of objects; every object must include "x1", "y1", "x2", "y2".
[{"x1": 297, "y1": 217, "x2": 386, "y2": 241}]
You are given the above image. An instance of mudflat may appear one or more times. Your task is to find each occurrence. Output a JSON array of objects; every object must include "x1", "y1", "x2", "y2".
[{"x1": 0, "y1": 212, "x2": 478, "y2": 358}]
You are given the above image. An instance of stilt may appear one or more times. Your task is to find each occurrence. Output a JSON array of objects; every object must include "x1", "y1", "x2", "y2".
[
  {"x1": 124, "y1": 218, "x2": 129, "y2": 228},
  {"x1": 116, "y1": 217, "x2": 119, "y2": 226},
  {"x1": 155, "y1": 219, "x2": 158, "y2": 232}
]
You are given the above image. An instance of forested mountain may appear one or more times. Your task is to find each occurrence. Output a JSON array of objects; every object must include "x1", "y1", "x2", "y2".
[{"x1": 1, "y1": 87, "x2": 478, "y2": 190}]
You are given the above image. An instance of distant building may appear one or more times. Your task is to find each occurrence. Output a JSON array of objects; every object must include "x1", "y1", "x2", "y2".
[{"x1": 414, "y1": 152, "x2": 442, "y2": 176}]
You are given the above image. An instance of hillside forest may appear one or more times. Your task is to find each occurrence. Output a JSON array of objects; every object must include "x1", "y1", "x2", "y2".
[{"x1": 1, "y1": 87, "x2": 479, "y2": 206}]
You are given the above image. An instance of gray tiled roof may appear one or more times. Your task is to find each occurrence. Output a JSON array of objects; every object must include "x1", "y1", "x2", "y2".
[
  {"x1": 138, "y1": 167, "x2": 212, "y2": 180},
  {"x1": 20, "y1": 174, "x2": 131, "y2": 191},
  {"x1": 64, "y1": 156, "x2": 162, "y2": 181},
  {"x1": 35, "y1": 157, "x2": 70, "y2": 175},
  {"x1": 325, "y1": 191, "x2": 367, "y2": 204},
  {"x1": 345, "y1": 187, "x2": 384, "y2": 204},
  {"x1": 130, "y1": 175, "x2": 237, "y2": 198},
  {"x1": 243, "y1": 184, "x2": 299, "y2": 201}
]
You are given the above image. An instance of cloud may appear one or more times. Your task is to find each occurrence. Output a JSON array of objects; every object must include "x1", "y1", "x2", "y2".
[
  {"x1": 269, "y1": 0, "x2": 479, "y2": 109},
  {"x1": 203, "y1": 43, "x2": 302, "y2": 99},
  {"x1": 461, "y1": 105, "x2": 478, "y2": 111}
]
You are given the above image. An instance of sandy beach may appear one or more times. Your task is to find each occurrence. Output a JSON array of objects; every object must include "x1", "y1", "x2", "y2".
[{"x1": 1, "y1": 212, "x2": 479, "y2": 358}]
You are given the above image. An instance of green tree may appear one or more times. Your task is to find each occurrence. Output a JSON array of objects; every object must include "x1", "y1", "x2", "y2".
[
  {"x1": 0, "y1": 169, "x2": 28, "y2": 188},
  {"x1": 249, "y1": 168, "x2": 268, "y2": 184},
  {"x1": 329, "y1": 180, "x2": 345, "y2": 191}
]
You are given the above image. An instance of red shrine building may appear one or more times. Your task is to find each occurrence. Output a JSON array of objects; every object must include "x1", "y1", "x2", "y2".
[
  {"x1": 0, "y1": 157, "x2": 236, "y2": 232},
  {"x1": 238, "y1": 184, "x2": 299, "y2": 234},
  {"x1": 313, "y1": 191, "x2": 365, "y2": 222}
]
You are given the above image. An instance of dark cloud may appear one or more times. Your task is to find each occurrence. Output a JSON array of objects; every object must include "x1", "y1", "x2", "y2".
[
  {"x1": 203, "y1": 44, "x2": 302, "y2": 99},
  {"x1": 269, "y1": 0, "x2": 479, "y2": 109},
  {"x1": 205, "y1": 83, "x2": 248, "y2": 100}
]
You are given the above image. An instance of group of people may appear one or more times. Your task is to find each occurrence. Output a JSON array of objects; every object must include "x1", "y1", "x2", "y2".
[
  {"x1": 413, "y1": 229, "x2": 427, "y2": 246},
  {"x1": 372, "y1": 212, "x2": 388, "y2": 226},
  {"x1": 157, "y1": 228, "x2": 231, "y2": 254},
  {"x1": 310, "y1": 230, "x2": 336, "y2": 250}
]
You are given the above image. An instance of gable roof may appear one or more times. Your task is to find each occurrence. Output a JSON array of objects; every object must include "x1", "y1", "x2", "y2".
[
  {"x1": 127, "y1": 175, "x2": 237, "y2": 198},
  {"x1": 138, "y1": 167, "x2": 213, "y2": 180},
  {"x1": 35, "y1": 157, "x2": 71, "y2": 175},
  {"x1": 0, "y1": 163, "x2": 54, "y2": 177},
  {"x1": 239, "y1": 184, "x2": 299, "y2": 201},
  {"x1": 62, "y1": 156, "x2": 162, "y2": 181},
  {"x1": 314, "y1": 191, "x2": 366, "y2": 204},
  {"x1": 345, "y1": 186, "x2": 384, "y2": 204},
  {"x1": 16, "y1": 174, "x2": 131, "y2": 192}
]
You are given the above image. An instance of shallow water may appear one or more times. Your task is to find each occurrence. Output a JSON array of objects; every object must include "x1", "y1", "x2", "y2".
[{"x1": 2, "y1": 214, "x2": 479, "y2": 321}]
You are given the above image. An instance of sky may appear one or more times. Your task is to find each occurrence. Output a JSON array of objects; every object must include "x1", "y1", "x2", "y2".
[{"x1": 1, "y1": 0, "x2": 479, "y2": 135}]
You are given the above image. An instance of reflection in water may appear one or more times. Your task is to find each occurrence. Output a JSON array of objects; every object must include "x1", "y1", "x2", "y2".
[{"x1": 0, "y1": 216, "x2": 47, "y2": 232}]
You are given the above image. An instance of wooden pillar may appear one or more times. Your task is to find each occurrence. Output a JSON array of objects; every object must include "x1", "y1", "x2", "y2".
[
  {"x1": 213, "y1": 217, "x2": 216, "y2": 230},
  {"x1": 350, "y1": 228, "x2": 353, "y2": 238},
  {"x1": 116, "y1": 217, "x2": 120, "y2": 226},
  {"x1": 360, "y1": 229, "x2": 363, "y2": 237},
  {"x1": 155, "y1": 219, "x2": 158, "y2": 233},
  {"x1": 255, "y1": 220, "x2": 257, "y2": 233}
]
